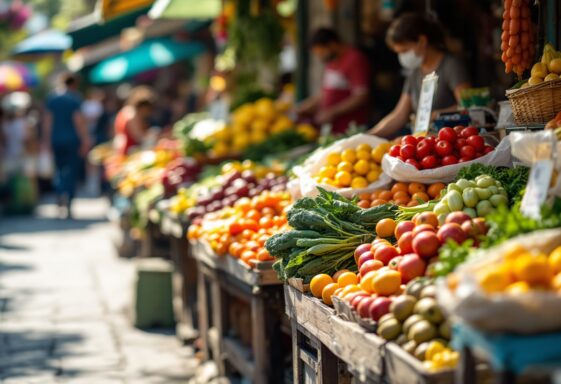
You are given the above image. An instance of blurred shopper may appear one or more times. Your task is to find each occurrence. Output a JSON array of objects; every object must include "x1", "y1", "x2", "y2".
[
  {"x1": 114, "y1": 86, "x2": 154, "y2": 156},
  {"x1": 296, "y1": 27, "x2": 371, "y2": 134},
  {"x1": 82, "y1": 89, "x2": 104, "y2": 196},
  {"x1": 43, "y1": 73, "x2": 90, "y2": 219},
  {"x1": 369, "y1": 13, "x2": 471, "y2": 138}
]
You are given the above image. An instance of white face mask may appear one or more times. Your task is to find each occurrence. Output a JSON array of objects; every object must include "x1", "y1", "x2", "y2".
[{"x1": 398, "y1": 49, "x2": 423, "y2": 70}]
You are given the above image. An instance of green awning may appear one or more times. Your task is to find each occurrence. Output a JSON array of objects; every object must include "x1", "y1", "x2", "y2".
[
  {"x1": 148, "y1": 0, "x2": 221, "y2": 19},
  {"x1": 67, "y1": 6, "x2": 151, "y2": 50},
  {"x1": 89, "y1": 37, "x2": 204, "y2": 83}
]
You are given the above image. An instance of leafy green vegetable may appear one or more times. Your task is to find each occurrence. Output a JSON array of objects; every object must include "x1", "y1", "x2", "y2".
[
  {"x1": 456, "y1": 164, "x2": 529, "y2": 203},
  {"x1": 431, "y1": 239, "x2": 474, "y2": 277}
]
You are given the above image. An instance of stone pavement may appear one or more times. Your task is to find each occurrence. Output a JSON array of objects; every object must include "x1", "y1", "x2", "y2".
[{"x1": 0, "y1": 197, "x2": 203, "y2": 384}]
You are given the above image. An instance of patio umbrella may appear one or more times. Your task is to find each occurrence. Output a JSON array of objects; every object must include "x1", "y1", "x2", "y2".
[
  {"x1": 0, "y1": 62, "x2": 38, "y2": 93},
  {"x1": 149, "y1": 0, "x2": 221, "y2": 19},
  {"x1": 11, "y1": 29, "x2": 72, "y2": 56},
  {"x1": 89, "y1": 38, "x2": 205, "y2": 84}
]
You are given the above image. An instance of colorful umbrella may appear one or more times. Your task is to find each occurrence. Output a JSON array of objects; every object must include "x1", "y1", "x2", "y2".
[
  {"x1": 0, "y1": 62, "x2": 38, "y2": 93},
  {"x1": 11, "y1": 29, "x2": 71, "y2": 56}
]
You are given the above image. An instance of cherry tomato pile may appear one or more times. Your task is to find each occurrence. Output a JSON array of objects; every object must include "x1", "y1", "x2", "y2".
[{"x1": 388, "y1": 126, "x2": 494, "y2": 170}]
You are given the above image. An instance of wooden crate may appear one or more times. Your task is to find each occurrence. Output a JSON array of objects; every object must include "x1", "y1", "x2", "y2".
[{"x1": 191, "y1": 240, "x2": 289, "y2": 384}]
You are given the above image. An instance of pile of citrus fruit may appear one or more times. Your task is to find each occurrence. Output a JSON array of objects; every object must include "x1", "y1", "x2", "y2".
[
  {"x1": 476, "y1": 244, "x2": 561, "y2": 294},
  {"x1": 188, "y1": 190, "x2": 291, "y2": 267},
  {"x1": 314, "y1": 142, "x2": 392, "y2": 189},
  {"x1": 356, "y1": 182, "x2": 446, "y2": 208}
]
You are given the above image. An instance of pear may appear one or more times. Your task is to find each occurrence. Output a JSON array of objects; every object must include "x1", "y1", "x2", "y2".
[
  {"x1": 548, "y1": 58, "x2": 561, "y2": 75},
  {"x1": 545, "y1": 73, "x2": 559, "y2": 81},
  {"x1": 531, "y1": 62, "x2": 548, "y2": 78},
  {"x1": 528, "y1": 76, "x2": 544, "y2": 86}
]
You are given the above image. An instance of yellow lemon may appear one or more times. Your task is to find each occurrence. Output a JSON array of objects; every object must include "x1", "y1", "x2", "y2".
[
  {"x1": 337, "y1": 161, "x2": 353, "y2": 173},
  {"x1": 327, "y1": 152, "x2": 341, "y2": 166},
  {"x1": 366, "y1": 169, "x2": 381, "y2": 183},
  {"x1": 503, "y1": 243, "x2": 527, "y2": 261},
  {"x1": 318, "y1": 165, "x2": 337, "y2": 179},
  {"x1": 356, "y1": 143, "x2": 372, "y2": 153},
  {"x1": 425, "y1": 341, "x2": 446, "y2": 362},
  {"x1": 552, "y1": 272, "x2": 561, "y2": 292},
  {"x1": 353, "y1": 160, "x2": 370, "y2": 175},
  {"x1": 549, "y1": 246, "x2": 561, "y2": 274},
  {"x1": 477, "y1": 264, "x2": 513, "y2": 293},
  {"x1": 335, "y1": 171, "x2": 352, "y2": 187},
  {"x1": 371, "y1": 145, "x2": 387, "y2": 163},
  {"x1": 356, "y1": 150, "x2": 371, "y2": 161},
  {"x1": 513, "y1": 253, "x2": 552, "y2": 285},
  {"x1": 351, "y1": 177, "x2": 368, "y2": 189},
  {"x1": 320, "y1": 177, "x2": 335, "y2": 186},
  {"x1": 505, "y1": 281, "x2": 531, "y2": 294},
  {"x1": 341, "y1": 149, "x2": 357, "y2": 163}
]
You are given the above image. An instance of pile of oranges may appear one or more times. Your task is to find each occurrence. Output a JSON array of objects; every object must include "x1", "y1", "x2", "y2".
[
  {"x1": 356, "y1": 182, "x2": 446, "y2": 208},
  {"x1": 187, "y1": 190, "x2": 291, "y2": 267},
  {"x1": 313, "y1": 142, "x2": 392, "y2": 189}
]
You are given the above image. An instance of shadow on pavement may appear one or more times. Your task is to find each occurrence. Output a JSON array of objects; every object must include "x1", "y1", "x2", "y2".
[{"x1": 0, "y1": 216, "x2": 107, "y2": 236}]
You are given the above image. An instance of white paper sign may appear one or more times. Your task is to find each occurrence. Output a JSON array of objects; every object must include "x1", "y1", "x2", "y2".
[
  {"x1": 521, "y1": 159, "x2": 554, "y2": 219},
  {"x1": 414, "y1": 72, "x2": 439, "y2": 134}
]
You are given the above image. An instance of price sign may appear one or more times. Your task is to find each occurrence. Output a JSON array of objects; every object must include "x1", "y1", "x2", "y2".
[
  {"x1": 521, "y1": 159, "x2": 554, "y2": 219},
  {"x1": 414, "y1": 72, "x2": 439, "y2": 135}
]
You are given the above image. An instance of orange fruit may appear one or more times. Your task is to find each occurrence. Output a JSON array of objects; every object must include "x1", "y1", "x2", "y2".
[
  {"x1": 407, "y1": 200, "x2": 419, "y2": 207},
  {"x1": 478, "y1": 265, "x2": 513, "y2": 293},
  {"x1": 427, "y1": 183, "x2": 446, "y2": 199},
  {"x1": 341, "y1": 284, "x2": 362, "y2": 299},
  {"x1": 358, "y1": 200, "x2": 371, "y2": 209},
  {"x1": 371, "y1": 199, "x2": 387, "y2": 207},
  {"x1": 256, "y1": 248, "x2": 272, "y2": 261},
  {"x1": 549, "y1": 246, "x2": 561, "y2": 274},
  {"x1": 310, "y1": 274, "x2": 334, "y2": 298},
  {"x1": 391, "y1": 182, "x2": 408, "y2": 194},
  {"x1": 505, "y1": 281, "x2": 531, "y2": 294},
  {"x1": 513, "y1": 253, "x2": 552, "y2": 285},
  {"x1": 371, "y1": 270, "x2": 401, "y2": 296},
  {"x1": 229, "y1": 242, "x2": 244, "y2": 258},
  {"x1": 408, "y1": 182, "x2": 426, "y2": 195},
  {"x1": 333, "y1": 269, "x2": 351, "y2": 281},
  {"x1": 321, "y1": 282, "x2": 340, "y2": 305},
  {"x1": 411, "y1": 192, "x2": 430, "y2": 203},
  {"x1": 379, "y1": 190, "x2": 393, "y2": 201},
  {"x1": 370, "y1": 190, "x2": 381, "y2": 199},
  {"x1": 394, "y1": 198, "x2": 410, "y2": 206},
  {"x1": 337, "y1": 271, "x2": 359, "y2": 287},
  {"x1": 392, "y1": 190, "x2": 410, "y2": 201},
  {"x1": 376, "y1": 218, "x2": 397, "y2": 238},
  {"x1": 359, "y1": 270, "x2": 378, "y2": 293},
  {"x1": 358, "y1": 192, "x2": 371, "y2": 200},
  {"x1": 415, "y1": 212, "x2": 439, "y2": 228}
]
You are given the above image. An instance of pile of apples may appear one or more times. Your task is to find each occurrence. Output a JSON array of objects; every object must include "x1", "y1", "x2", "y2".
[{"x1": 387, "y1": 127, "x2": 494, "y2": 170}]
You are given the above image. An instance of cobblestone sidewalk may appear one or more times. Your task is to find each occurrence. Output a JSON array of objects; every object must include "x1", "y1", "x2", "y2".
[{"x1": 0, "y1": 197, "x2": 200, "y2": 384}]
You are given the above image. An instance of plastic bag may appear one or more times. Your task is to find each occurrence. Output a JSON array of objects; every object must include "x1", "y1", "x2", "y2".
[
  {"x1": 36, "y1": 149, "x2": 54, "y2": 178},
  {"x1": 293, "y1": 134, "x2": 392, "y2": 199},
  {"x1": 437, "y1": 228, "x2": 561, "y2": 333},
  {"x1": 381, "y1": 136, "x2": 513, "y2": 184}
]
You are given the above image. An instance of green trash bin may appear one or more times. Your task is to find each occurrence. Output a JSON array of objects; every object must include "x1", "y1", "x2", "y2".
[{"x1": 133, "y1": 258, "x2": 175, "y2": 329}]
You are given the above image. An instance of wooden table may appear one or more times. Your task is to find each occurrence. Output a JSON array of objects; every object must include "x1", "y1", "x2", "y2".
[
  {"x1": 191, "y1": 240, "x2": 290, "y2": 384},
  {"x1": 160, "y1": 213, "x2": 198, "y2": 342}
]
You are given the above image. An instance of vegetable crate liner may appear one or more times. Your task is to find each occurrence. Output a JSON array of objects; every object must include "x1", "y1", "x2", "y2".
[
  {"x1": 506, "y1": 78, "x2": 561, "y2": 125},
  {"x1": 438, "y1": 228, "x2": 561, "y2": 334}
]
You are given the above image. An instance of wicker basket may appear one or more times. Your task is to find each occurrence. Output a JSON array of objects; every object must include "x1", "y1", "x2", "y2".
[{"x1": 506, "y1": 78, "x2": 561, "y2": 125}]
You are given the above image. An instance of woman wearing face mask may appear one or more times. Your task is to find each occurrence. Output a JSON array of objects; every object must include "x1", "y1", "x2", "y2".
[{"x1": 369, "y1": 13, "x2": 471, "y2": 138}]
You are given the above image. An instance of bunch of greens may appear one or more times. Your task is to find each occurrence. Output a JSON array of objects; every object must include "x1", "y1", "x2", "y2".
[
  {"x1": 456, "y1": 164, "x2": 529, "y2": 203},
  {"x1": 266, "y1": 188, "x2": 397, "y2": 282},
  {"x1": 244, "y1": 130, "x2": 312, "y2": 161},
  {"x1": 172, "y1": 112, "x2": 211, "y2": 156},
  {"x1": 482, "y1": 198, "x2": 561, "y2": 248},
  {"x1": 430, "y1": 239, "x2": 474, "y2": 277}
]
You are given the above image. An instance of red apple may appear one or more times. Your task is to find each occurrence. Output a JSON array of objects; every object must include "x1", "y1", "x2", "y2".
[
  {"x1": 354, "y1": 243, "x2": 373, "y2": 265},
  {"x1": 357, "y1": 297, "x2": 376, "y2": 318},
  {"x1": 398, "y1": 254, "x2": 427, "y2": 283},
  {"x1": 437, "y1": 223, "x2": 468, "y2": 245},
  {"x1": 350, "y1": 293, "x2": 371, "y2": 309},
  {"x1": 412, "y1": 231, "x2": 441, "y2": 258},
  {"x1": 368, "y1": 297, "x2": 392, "y2": 321},
  {"x1": 388, "y1": 256, "x2": 403, "y2": 270},
  {"x1": 473, "y1": 218, "x2": 488, "y2": 235},
  {"x1": 374, "y1": 245, "x2": 399, "y2": 265},
  {"x1": 412, "y1": 224, "x2": 436, "y2": 237},
  {"x1": 394, "y1": 221, "x2": 415, "y2": 240},
  {"x1": 360, "y1": 259, "x2": 384, "y2": 276},
  {"x1": 445, "y1": 211, "x2": 472, "y2": 226},
  {"x1": 358, "y1": 251, "x2": 375, "y2": 268},
  {"x1": 397, "y1": 231, "x2": 414, "y2": 254}
]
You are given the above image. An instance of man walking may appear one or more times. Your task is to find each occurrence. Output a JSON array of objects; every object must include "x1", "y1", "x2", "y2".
[{"x1": 43, "y1": 73, "x2": 90, "y2": 218}]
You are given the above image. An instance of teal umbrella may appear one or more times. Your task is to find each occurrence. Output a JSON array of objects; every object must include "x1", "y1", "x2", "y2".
[
  {"x1": 12, "y1": 29, "x2": 71, "y2": 56},
  {"x1": 89, "y1": 38, "x2": 205, "y2": 84}
]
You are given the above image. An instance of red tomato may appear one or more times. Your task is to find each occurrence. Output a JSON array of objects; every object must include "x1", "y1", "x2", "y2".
[
  {"x1": 420, "y1": 155, "x2": 438, "y2": 169},
  {"x1": 435, "y1": 140, "x2": 453, "y2": 157},
  {"x1": 460, "y1": 126, "x2": 479, "y2": 138},
  {"x1": 460, "y1": 145, "x2": 476, "y2": 160},
  {"x1": 441, "y1": 155, "x2": 459, "y2": 166},
  {"x1": 405, "y1": 158, "x2": 421, "y2": 169},
  {"x1": 400, "y1": 144, "x2": 416, "y2": 160},
  {"x1": 483, "y1": 145, "x2": 494, "y2": 154},
  {"x1": 389, "y1": 145, "x2": 401, "y2": 157},
  {"x1": 438, "y1": 127, "x2": 457, "y2": 142},
  {"x1": 459, "y1": 157, "x2": 471, "y2": 163},
  {"x1": 424, "y1": 136, "x2": 437, "y2": 146},
  {"x1": 455, "y1": 138, "x2": 467, "y2": 150},
  {"x1": 453, "y1": 125, "x2": 464, "y2": 135},
  {"x1": 401, "y1": 135, "x2": 418, "y2": 146},
  {"x1": 466, "y1": 135, "x2": 484, "y2": 151},
  {"x1": 416, "y1": 140, "x2": 434, "y2": 159}
]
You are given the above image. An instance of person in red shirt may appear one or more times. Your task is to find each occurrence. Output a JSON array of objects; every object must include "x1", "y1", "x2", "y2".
[
  {"x1": 114, "y1": 86, "x2": 154, "y2": 156},
  {"x1": 297, "y1": 28, "x2": 371, "y2": 134}
]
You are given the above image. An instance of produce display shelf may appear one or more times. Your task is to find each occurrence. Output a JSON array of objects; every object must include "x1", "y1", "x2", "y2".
[
  {"x1": 190, "y1": 239, "x2": 289, "y2": 384},
  {"x1": 284, "y1": 284, "x2": 459, "y2": 384}
]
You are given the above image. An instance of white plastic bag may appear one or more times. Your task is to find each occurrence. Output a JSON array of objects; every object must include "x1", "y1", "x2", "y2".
[
  {"x1": 381, "y1": 136, "x2": 513, "y2": 184},
  {"x1": 36, "y1": 149, "x2": 54, "y2": 178},
  {"x1": 437, "y1": 228, "x2": 561, "y2": 333},
  {"x1": 293, "y1": 134, "x2": 392, "y2": 199}
]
